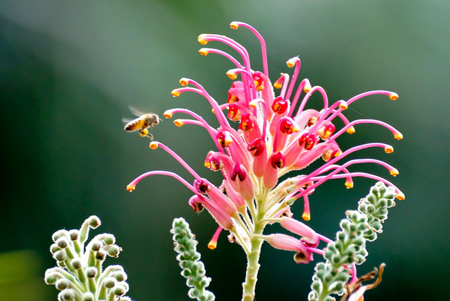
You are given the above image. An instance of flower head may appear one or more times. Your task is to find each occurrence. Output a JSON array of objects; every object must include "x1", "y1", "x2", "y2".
[{"x1": 127, "y1": 22, "x2": 403, "y2": 257}]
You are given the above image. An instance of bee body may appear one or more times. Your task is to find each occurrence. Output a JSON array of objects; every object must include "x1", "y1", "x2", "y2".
[
  {"x1": 124, "y1": 113, "x2": 159, "y2": 131},
  {"x1": 124, "y1": 112, "x2": 160, "y2": 140}
]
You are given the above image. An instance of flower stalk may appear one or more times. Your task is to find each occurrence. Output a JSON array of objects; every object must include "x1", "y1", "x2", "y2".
[{"x1": 242, "y1": 199, "x2": 267, "y2": 301}]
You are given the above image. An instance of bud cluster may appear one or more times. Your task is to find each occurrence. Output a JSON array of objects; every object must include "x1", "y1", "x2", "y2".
[
  {"x1": 171, "y1": 217, "x2": 215, "y2": 301},
  {"x1": 44, "y1": 215, "x2": 131, "y2": 301},
  {"x1": 358, "y1": 182, "x2": 396, "y2": 241},
  {"x1": 308, "y1": 182, "x2": 396, "y2": 301}
]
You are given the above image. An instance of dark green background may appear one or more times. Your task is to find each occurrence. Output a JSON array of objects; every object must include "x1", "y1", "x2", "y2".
[{"x1": 1, "y1": 1, "x2": 448, "y2": 300}]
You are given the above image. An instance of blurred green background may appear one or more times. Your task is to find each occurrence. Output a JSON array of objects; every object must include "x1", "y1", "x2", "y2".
[{"x1": 1, "y1": 0, "x2": 449, "y2": 300}]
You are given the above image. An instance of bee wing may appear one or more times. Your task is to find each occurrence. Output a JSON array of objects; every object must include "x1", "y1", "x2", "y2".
[
  {"x1": 122, "y1": 117, "x2": 133, "y2": 124},
  {"x1": 129, "y1": 106, "x2": 147, "y2": 117}
]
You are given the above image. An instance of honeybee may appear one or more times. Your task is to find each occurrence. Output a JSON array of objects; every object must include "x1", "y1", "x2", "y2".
[{"x1": 123, "y1": 106, "x2": 160, "y2": 140}]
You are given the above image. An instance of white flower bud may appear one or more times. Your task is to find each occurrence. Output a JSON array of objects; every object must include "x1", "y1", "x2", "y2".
[
  {"x1": 82, "y1": 292, "x2": 94, "y2": 301},
  {"x1": 56, "y1": 237, "x2": 69, "y2": 249},
  {"x1": 58, "y1": 289, "x2": 76, "y2": 301},
  {"x1": 55, "y1": 278, "x2": 70, "y2": 290},
  {"x1": 102, "y1": 277, "x2": 116, "y2": 288},
  {"x1": 86, "y1": 267, "x2": 97, "y2": 278}
]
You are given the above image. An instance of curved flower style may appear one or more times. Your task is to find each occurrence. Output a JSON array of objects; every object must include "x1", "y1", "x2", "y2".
[{"x1": 127, "y1": 22, "x2": 403, "y2": 301}]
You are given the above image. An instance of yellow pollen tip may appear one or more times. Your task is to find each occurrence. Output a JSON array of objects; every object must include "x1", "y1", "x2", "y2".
[
  {"x1": 339, "y1": 101, "x2": 348, "y2": 110},
  {"x1": 208, "y1": 241, "x2": 217, "y2": 250},
  {"x1": 286, "y1": 58, "x2": 296, "y2": 68},
  {"x1": 199, "y1": 49, "x2": 208, "y2": 56},
  {"x1": 249, "y1": 100, "x2": 258, "y2": 108},
  {"x1": 174, "y1": 120, "x2": 183, "y2": 127},
  {"x1": 334, "y1": 150, "x2": 342, "y2": 157},
  {"x1": 163, "y1": 111, "x2": 173, "y2": 118},
  {"x1": 385, "y1": 146, "x2": 394, "y2": 154},
  {"x1": 345, "y1": 181, "x2": 354, "y2": 189},
  {"x1": 179, "y1": 78, "x2": 189, "y2": 86},
  {"x1": 230, "y1": 22, "x2": 239, "y2": 29},
  {"x1": 204, "y1": 162, "x2": 210, "y2": 168},
  {"x1": 346, "y1": 127, "x2": 356, "y2": 134},
  {"x1": 396, "y1": 192, "x2": 405, "y2": 200},
  {"x1": 171, "y1": 89, "x2": 180, "y2": 97},
  {"x1": 149, "y1": 142, "x2": 159, "y2": 149},
  {"x1": 302, "y1": 213, "x2": 311, "y2": 221},
  {"x1": 274, "y1": 74, "x2": 285, "y2": 89},
  {"x1": 226, "y1": 70, "x2": 238, "y2": 80},
  {"x1": 198, "y1": 35, "x2": 208, "y2": 45},
  {"x1": 390, "y1": 169, "x2": 399, "y2": 176},
  {"x1": 389, "y1": 93, "x2": 399, "y2": 100},
  {"x1": 394, "y1": 132, "x2": 403, "y2": 140},
  {"x1": 126, "y1": 184, "x2": 135, "y2": 192}
]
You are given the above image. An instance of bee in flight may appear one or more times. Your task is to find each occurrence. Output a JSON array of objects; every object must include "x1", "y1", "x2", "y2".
[{"x1": 123, "y1": 106, "x2": 160, "y2": 140}]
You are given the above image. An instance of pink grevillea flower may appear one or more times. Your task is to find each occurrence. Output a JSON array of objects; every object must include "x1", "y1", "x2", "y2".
[{"x1": 126, "y1": 21, "x2": 403, "y2": 300}]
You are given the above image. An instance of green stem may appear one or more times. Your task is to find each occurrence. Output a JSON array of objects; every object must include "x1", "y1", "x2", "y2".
[
  {"x1": 241, "y1": 224, "x2": 264, "y2": 301},
  {"x1": 317, "y1": 289, "x2": 331, "y2": 301},
  {"x1": 241, "y1": 196, "x2": 266, "y2": 301}
]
